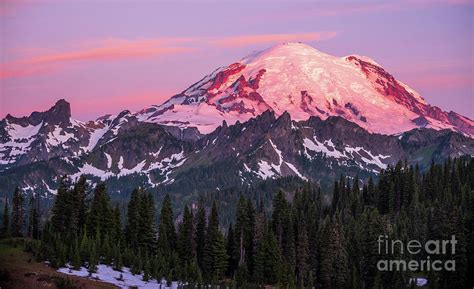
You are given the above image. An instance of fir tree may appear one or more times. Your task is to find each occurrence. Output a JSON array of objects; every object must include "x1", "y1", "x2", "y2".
[
  {"x1": 86, "y1": 182, "x2": 113, "y2": 238},
  {"x1": 202, "y1": 202, "x2": 228, "y2": 283},
  {"x1": 178, "y1": 205, "x2": 195, "y2": 267},
  {"x1": 225, "y1": 223, "x2": 238, "y2": 277},
  {"x1": 88, "y1": 241, "x2": 98, "y2": 275},
  {"x1": 126, "y1": 188, "x2": 141, "y2": 248},
  {"x1": 157, "y1": 194, "x2": 176, "y2": 256},
  {"x1": 296, "y1": 220, "x2": 309, "y2": 287},
  {"x1": 11, "y1": 187, "x2": 25, "y2": 237},
  {"x1": 2, "y1": 197, "x2": 10, "y2": 237},
  {"x1": 138, "y1": 190, "x2": 157, "y2": 253},
  {"x1": 27, "y1": 195, "x2": 40, "y2": 239},
  {"x1": 194, "y1": 200, "x2": 206, "y2": 269},
  {"x1": 51, "y1": 176, "x2": 71, "y2": 234}
]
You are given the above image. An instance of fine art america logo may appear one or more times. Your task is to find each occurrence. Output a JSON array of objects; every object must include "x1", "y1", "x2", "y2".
[{"x1": 377, "y1": 235, "x2": 457, "y2": 272}]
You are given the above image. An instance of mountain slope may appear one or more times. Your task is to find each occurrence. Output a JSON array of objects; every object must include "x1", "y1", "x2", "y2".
[
  {"x1": 1, "y1": 106, "x2": 472, "y2": 199},
  {"x1": 138, "y1": 42, "x2": 473, "y2": 136}
]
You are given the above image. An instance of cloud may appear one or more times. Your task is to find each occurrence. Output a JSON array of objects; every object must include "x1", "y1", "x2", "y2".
[
  {"x1": 13, "y1": 38, "x2": 197, "y2": 65},
  {"x1": 209, "y1": 32, "x2": 338, "y2": 48},
  {"x1": 1, "y1": 32, "x2": 337, "y2": 79},
  {"x1": 0, "y1": 38, "x2": 197, "y2": 79}
]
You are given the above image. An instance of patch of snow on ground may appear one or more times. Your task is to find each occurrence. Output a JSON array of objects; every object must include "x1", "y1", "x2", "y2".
[
  {"x1": 409, "y1": 277, "x2": 428, "y2": 287},
  {"x1": 58, "y1": 264, "x2": 179, "y2": 289}
]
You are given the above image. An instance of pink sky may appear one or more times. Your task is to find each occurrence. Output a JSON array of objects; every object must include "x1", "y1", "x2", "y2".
[{"x1": 1, "y1": 0, "x2": 473, "y2": 119}]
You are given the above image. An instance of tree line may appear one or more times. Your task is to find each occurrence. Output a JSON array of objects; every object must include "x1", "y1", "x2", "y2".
[{"x1": 1, "y1": 156, "x2": 473, "y2": 288}]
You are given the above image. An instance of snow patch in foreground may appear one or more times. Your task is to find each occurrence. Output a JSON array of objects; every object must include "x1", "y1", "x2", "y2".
[
  {"x1": 58, "y1": 264, "x2": 179, "y2": 289},
  {"x1": 409, "y1": 277, "x2": 428, "y2": 287}
]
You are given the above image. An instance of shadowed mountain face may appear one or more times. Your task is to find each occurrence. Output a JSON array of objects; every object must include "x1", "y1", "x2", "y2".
[{"x1": 1, "y1": 100, "x2": 472, "y2": 200}]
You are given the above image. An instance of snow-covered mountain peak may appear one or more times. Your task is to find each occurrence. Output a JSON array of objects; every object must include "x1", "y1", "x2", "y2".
[{"x1": 138, "y1": 42, "x2": 472, "y2": 137}]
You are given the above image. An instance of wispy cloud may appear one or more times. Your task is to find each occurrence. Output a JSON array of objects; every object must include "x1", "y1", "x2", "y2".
[
  {"x1": 1, "y1": 38, "x2": 197, "y2": 79},
  {"x1": 209, "y1": 32, "x2": 338, "y2": 48},
  {"x1": 1, "y1": 32, "x2": 338, "y2": 79},
  {"x1": 21, "y1": 39, "x2": 195, "y2": 63}
]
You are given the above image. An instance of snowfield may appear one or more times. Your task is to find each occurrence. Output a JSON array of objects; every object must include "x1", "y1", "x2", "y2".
[
  {"x1": 58, "y1": 264, "x2": 179, "y2": 289},
  {"x1": 135, "y1": 42, "x2": 474, "y2": 137},
  {"x1": 409, "y1": 277, "x2": 428, "y2": 287}
]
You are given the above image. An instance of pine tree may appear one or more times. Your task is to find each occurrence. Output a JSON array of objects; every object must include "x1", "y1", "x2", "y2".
[
  {"x1": 113, "y1": 244, "x2": 123, "y2": 271},
  {"x1": 27, "y1": 196, "x2": 40, "y2": 239},
  {"x1": 51, "y1": 176, "x2": 71, "y2": 234},
  {"x1": 11, "y1": 187, "x2": 25, "y2": 237},
  {"x1": 86, "y1": 182, "x2": 113, "y2": 238},
  {"x1": 225, "y1": 223, "x2": 238, "y2": 277},
  {"x1": 235, "y1": 196, "x2": 249, "y2": 265},
  {"x1": 139, "y1": 190, "x2": 157, "y2": 253},
  {"x1": 111, "y1": 204, "x2": 122, "y2": 243},
  {"x1": 72, "y1": 240, "x2": 82, "y2": 270},
  {"x1": 332, "y1": 215, "x2": 349, "y2": 289},
  {"x1": 178, "y1": 205, "x2": 195, "y2": 267},
  {"x1": 157, "y1": 194, "x2": 176, "y2": 256},
  {"x1": 202, "y1": 202, "x2": 228, "y2": 283},
  {"x1": 194, "y1": 200, "x2": 206, "y2": 269},
  {"x1": 296, "y1": 220, "x2": 309, "y2": 287},
  {"x1": 254, "y1": 227, "x2": 282, "y2": 285},
  {"x1": 284, "y1": 214, "x2": 296, "y2": 274},
  {"x1": 126, "y1": 188, "x2": 141, "y2": 248},
  {"x1": 88, "y1": 241, "x2": 98, "y2": 275},
  {"x1": 318, "y1": 217, "x2": 333, "y2": 289},
  {"x1": 2, "y1": 197, "x2": 10, "y2": 237},
  {"x1": 73, "y1": 175, "x2": 87, "y2": 232}
]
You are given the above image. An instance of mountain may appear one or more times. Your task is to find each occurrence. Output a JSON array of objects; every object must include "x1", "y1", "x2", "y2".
[
  {"x1": 137, "y1": 42, "x2": 473, "y2": 136},
  {"x1": 1, "y1": 43, "x2": 473, "y2": 202},
  {"x1": 0, "y1": 100, "x2": 201, "y2": 172},
  {"x1": 1, "y1": 102, "x2": 472, "y2": 200}
]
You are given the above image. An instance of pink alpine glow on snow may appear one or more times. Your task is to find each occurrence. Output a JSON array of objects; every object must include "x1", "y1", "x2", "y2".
[{"x1": 138, "y1": 43, "x2": 474, "y2": 136}]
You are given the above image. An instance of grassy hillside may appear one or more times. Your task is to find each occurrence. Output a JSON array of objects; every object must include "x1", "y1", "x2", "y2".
[{"x1": 0, "y1": 238, "x2": 117, "y2": 289}]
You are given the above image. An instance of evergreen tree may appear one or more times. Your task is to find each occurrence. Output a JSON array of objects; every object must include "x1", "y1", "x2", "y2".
[
  {"x1": 194, "y1": 200, "x2": 206, "y2": 269},
  {"x1": 88, "y1": 241, "x2": 98, "y2": 275},
  {"x1": 2, "y1": 197, "x2": 10, "y2": 237},
  {"x1": 86, "y1": 182, "x2": 113, "y2": 238},
  {"x1": 126, "y1": 188, "x2": 141, "y2": 248},
  {"x1": 72, "y1": 240, "x2": 81, "y2": 270},
  {"x1": 157, "y1": 194, "x2": 176, "y2": 255},
  {"x1": 296, "y1": 220, "x2": 309, "y2": 287},
  {"x1": 11, "y1": 187, "x2": 25, "y2": 237},
  {"x1": 202, "y1": 202, "x2": 228, "y2": 283},
  {"x1": 138, "y1": 190, "x2": 157, "y2": 253},
  {"x1": 226, "y1": 223, "x2": 238, "y2": 277},
  {"x1": 72, "y1": 175, "x2": 87, "y2": 232},
  {"x1": 178, "y1": 205, "x2": 195, "y2": 267},
  {"x1": 51, "y1": 176, "x2": 71, "y2": 234},
  {"x1": 27, "y1": 196, "x2": 40, "y2": 239},
  {"x1": 254, "y1": 227, "x2": 282, "y2": 285}
]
